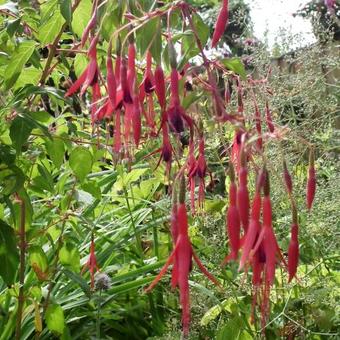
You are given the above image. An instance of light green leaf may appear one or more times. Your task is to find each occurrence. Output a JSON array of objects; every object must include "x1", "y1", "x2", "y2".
[
  {"x1": 45, "y1": 304, "x2": 65, "y2": 334},
  {"x1": 4, "y1": 40, "x2": 36, "y2": 90},
  {"x1": 69, "y1": 146, "x2": 93, "y2": 182},
  {"x1": 38, "y1": 10, "x2": 65, "y2": 45},
  {"x1": 45, "y1": 138, "x2": 65, "y2": 168},
  {"x1": 74, "y1": 53, "x2": 88, "y2": 77},
  {"x1": 72, "y1": 0, "x2": 91, "y2": 38},
  {"x1": 59, "y1": 242, "x2": 80, "y2": 272},
  {"x1": 14, "y1": 67, "x2": 41, "y2": 90},
  {"x1": 29, "y1": 246, "x2": 48, "y2": 273},
  {"x1": 221, "y1": 58, "x2": 247, "y2": 80}
]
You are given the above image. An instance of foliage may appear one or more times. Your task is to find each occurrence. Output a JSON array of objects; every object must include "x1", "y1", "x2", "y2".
[{"x1": 0, "y1": 0, "x2": 339, "y2": 339}]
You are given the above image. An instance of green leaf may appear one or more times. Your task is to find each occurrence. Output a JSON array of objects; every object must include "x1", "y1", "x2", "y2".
[
  {"x1": 216, "y1": 317, "x2": 243, "y2": 340},
  {"x1": 74, "y1": 53, "x2": 88, "y2": 77},
  {"x1": 29, "y1": 246, "x2": 48, "y2": 280},
  {"x1": 45, "y1": 304, "x2": 65, "y2": 334},
  {"x1": 81, "y1": 180, "x2": 101, "y2": 200},
  {"x1": 182, "y1": 92, "x2": 203, "y2": 110},
  {"x1": 45, "y1": 138, "x2": 65, "y2": 168},
  {"x1": 59, "y1": 242, "x2": 80, "y2": 272},
  {"x1": 0, "y1": 165, "x2": 25, "y2": 196},
  {"x1": 62, "y1": 269, "x2": 91, "y2": 298},
  {"x1": 6, "y1": 18, "x2": 21, "y2": 37},
  {"x1": 72, "y1": 0, "x2": 91, "y2": 38},
  {"x1": 13, "y1": 67, "x2": 41, "y2": 90},
  {"x1": 69, "y1": 146, "x2": 93, "y2": 182},
  {"x1": 4, "y1": 40, "x2": 36, "y2": 90},
  {"x1": 38, "y1": 10, "x2": 65, "y2": 45},
  {"x1": 0, "y1": 220, "x2": 19, "y2": 285},
  {"x1": 59, "y1": 0, "x2": 72, "y2": 26},
  {"x1": 137, "y1": 17, "x2": 162, "y2": 63},
  {"x1": 221, "y1": 58, "x2": 247, "y2": 80},
  {"x1": 9, "y1": 116, "x2": 34, "y2": 153}
]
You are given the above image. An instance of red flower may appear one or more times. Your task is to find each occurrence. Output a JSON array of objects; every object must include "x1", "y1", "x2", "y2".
[
  {"x1": 211, "y1": 0, "x2": 229, "y2": 48},
  {"x1": 145, "y1": 176, "x2": 220, "y2": 336},
  {"x1": 306, "y1": 149, "x2": 316, "y2": 211},
  {"x1": 81, "y1": 237, "x2": 100, "y2": 289},
  {"x1": 222, "y1": 163, "x2": 241, "y2": 264}
]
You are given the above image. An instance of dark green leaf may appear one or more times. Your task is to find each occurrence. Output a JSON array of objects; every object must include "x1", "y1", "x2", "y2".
[
  {"x1": 63, "y1": 269, "x2": 91, "y2": 298},
  {"x1": 9, "y1": 116, "x2": 34, "y2": 153},
  {"x1": 6, "y1": 18, "x2": 21, "y2": 37},
  {"x1": 0, "y1": 166, "x2": 25, "y2": 196},
  {"x1": 0, "y1": 220, "x2": 19, "y2": 285},
  {"x1": 59, "y1": 0, "x2": 72, "y2": 26}
]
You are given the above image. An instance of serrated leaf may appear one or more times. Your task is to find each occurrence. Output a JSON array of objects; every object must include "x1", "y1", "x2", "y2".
[
  {"x1": 0, "y1": 219, "x2": 19, "y2": 285},
  {"x1": 69, "y1": 146, "x2": 93, "y2": 182},
  {"x1": 45, "y1": 304, "x2": 65, "y2": 334},
  {"x1": 137, "y1": 17, "x2": 162, "y2": 63},
  {"x1": 4, "y1": 40, "x2": 36, "y2": 90}
]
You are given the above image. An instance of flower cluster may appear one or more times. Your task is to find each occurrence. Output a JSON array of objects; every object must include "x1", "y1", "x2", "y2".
[{"x1": 65, "y1": 0, "x2": 317, "y2": 336}]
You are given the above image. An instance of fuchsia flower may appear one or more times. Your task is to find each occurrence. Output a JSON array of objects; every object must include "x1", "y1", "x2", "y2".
[
  {"x1": 81, "y1": 0, "x2": 98, "y2": 47},
  {"x1": 65, "y1": 35, "x2": 99, "y2": 98},
  {"x1": 325, "y1": 0, "x2": 336, "y2": 13},
  {"x1": 222, "y1": 163, "x2": 241, "y2": 264},
  {"x1": 211, "y1": 0, "x2": 229, "y2": 48},
  {"x1": 306, "y1": 149, "x2": 316, "y2": 211},
  {"x1": 237, "y1": 141, "x2": 250, "y2": 233},
  {"x1": 288, "y1": 204, "x2": 299, "y2": 282},
  {"x1": 167, "y1": 68, "x2": 193, "y2": 135},
  {"x1": 145, "y1": 176, "x2": 220, "y2": 336},
  {"x1": 154, "y1": 64, "x2": 166, "y2": 112},
  {"x1": 81, "y1": 236, "x2": 100, "y2": 289}
]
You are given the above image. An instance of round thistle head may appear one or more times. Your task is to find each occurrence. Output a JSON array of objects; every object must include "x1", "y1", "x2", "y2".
[{"x1": 95, "y1": 273, "x2": 112, "y2": 291}]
